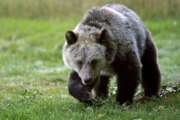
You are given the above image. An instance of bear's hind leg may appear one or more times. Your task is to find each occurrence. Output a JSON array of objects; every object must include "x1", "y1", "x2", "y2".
[{"x1": 141, "y1": 36, "x2": 161, "y2": 97}]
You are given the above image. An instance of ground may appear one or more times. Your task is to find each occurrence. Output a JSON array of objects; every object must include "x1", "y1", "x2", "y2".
[{"x1": 0, "y1": 18, "x2": 179, "y2": 120}]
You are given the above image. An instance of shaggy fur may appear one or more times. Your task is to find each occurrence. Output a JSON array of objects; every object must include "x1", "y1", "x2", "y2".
[{"x1": 63, "y1": 4, "x2": 161, "y2": 104}]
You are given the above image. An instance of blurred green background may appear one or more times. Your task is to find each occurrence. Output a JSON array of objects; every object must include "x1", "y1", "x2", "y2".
[{"x1": 0, "y1": 0, "x2": 179, "y2": 20}]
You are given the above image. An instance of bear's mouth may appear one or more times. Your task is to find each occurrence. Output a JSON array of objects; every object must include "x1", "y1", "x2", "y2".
[{"x1": 82, "y1": 77, "x2": 99, "y2": 89}]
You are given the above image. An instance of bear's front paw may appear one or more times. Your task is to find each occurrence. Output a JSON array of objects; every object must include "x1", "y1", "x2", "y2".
[{"x1": 68, "y1": 81, "x2": 95, "y2": 103}]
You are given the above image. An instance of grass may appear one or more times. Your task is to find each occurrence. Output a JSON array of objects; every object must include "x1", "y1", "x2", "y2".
[
  {"x1": 0, "y1": 18, "x2": 180, "y2": 120},
  {"x1": 0, "y1": 0, "x2": 180, "y2": 19}
]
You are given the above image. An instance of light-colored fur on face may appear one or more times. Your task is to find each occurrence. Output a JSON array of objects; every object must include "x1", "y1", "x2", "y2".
[{"x1": 63, "y1": 41, "x2": 106, "y2": 85}]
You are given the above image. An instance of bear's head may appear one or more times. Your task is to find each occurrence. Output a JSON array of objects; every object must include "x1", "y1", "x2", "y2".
[{"x1": 63, "y1": 28, "x2": 116, "y2": 86}]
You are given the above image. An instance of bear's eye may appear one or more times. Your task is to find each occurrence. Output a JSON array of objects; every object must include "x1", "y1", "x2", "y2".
[
  {"x1": 91, "y1": 59, "x2": 98, "y2": 66},
  {"x1": 77, "y1": 60, "x2": 83, "y2": 68}
]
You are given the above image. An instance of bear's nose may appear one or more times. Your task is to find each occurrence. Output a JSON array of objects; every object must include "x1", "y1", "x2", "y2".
[{"x1": 83, "y1": 78, "x2": 93, "y2": 85}]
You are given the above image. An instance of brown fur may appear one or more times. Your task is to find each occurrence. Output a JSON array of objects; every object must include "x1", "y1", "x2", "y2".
[{"x1": 63, "y1": 4, "x2": 161, "y2": 104}]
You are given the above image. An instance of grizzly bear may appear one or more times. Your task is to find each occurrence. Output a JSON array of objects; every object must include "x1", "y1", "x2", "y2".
[{"x1": 62, "y1": 4, "x2": 161, "y2": 104}]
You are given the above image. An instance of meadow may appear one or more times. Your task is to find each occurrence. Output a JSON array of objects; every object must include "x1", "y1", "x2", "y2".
[
  {"x1": 0, "y1": 0, "x2": 180, "y2": 20},
  {"x1": 0, "y1": 18, "x2": 179, "y2": 120}
]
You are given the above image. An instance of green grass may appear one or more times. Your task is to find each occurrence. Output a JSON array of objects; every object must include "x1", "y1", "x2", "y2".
[
  {"x1": 0, "y1": 18, "x2": 180, "y2": 120},
  {"x1": 0, "y1": 0, "x2": 180, "y2": 19}
]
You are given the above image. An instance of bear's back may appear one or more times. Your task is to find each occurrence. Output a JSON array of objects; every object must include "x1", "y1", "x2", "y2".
[
  {"x1": 101, "y1": 4, "x2": 147, "y2": 56},
  {"x1": 75, "y1": 4, "x2": 147, "y2": 57}
]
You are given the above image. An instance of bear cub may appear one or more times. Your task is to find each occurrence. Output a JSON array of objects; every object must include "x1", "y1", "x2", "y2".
[{"x1": 63, "y1": 4, "x2": 161, "y2": 104}]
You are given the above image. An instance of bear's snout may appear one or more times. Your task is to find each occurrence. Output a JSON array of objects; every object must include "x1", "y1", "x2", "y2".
[{"x1": 83, "y1": 78, "x2": 93, "y2": 85}]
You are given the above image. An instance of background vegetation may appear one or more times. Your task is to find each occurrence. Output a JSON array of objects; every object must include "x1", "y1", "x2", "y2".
[
  {"x1": 0, "y1": 0, "x2": 179, "y2": 120},
  {"x1": 0, "y1": 0, "x2": 180, "y2": 20}
]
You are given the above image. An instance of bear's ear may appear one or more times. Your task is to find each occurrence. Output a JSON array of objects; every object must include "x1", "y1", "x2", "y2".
[
  {"x1": 96, "y1": 28, "x2": 117, "y2": 63},
  {"x1": 96, "y1": 28, "x2": 107, "y2": 44},
  {"x1": 65, "y1": 31, "x2": 77, "y2": 45}
]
